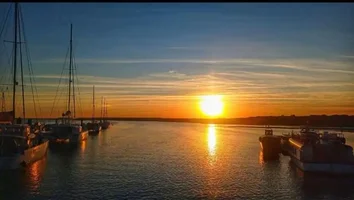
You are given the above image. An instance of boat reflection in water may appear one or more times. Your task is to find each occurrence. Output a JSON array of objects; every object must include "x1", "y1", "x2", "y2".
[
  {"x1": 26, "y1": 157, "x2": 47, "y2": 194},
  {"x1": 207, "y1": 124, "x2": 217, "y2": 166},
  {"x1": 80, "y1": 140, "x2": 86, "y2": 154},
  {"x1": 289, "y1": 161, "x2": 354, "y2": 198},
  {"x1": 0, "y1": 157, "x2": 47, "y2": 199}
]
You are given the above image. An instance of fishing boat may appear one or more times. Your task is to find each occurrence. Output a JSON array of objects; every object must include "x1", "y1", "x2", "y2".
[
  {"x1": 100, "y1": 97, "x2": 112, "y2": 130},
  {"x1": 87, "y1": 86, "x2": 102, "y2": 135},
  {"x1": 259, "y1": 126, "x2": 281, "y2": 159},
  {"x1": 0, "y1": 3, "x2": 48, "y2": 169},
  {"x1": 282, "y1": 126, "x2": 354, "y2": 174},
  {"x1": 46, "y1": 24, "x2": 88, "y2": 144}
]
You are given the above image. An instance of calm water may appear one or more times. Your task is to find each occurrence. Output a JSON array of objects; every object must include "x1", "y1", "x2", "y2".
[{"x1": 1, "y1": 121, "x2": 354, "y2": 200}]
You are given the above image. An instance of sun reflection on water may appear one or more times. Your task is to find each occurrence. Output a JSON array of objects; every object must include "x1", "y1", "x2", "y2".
[{"x1": 207, "y1": 124, "x2": 217, "y2": 165}]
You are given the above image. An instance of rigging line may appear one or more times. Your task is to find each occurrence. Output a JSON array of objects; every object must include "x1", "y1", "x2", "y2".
[
  {"x1": 73, "y1": 53, "x2": 83, "y2": 117},
  {"x1": 18, "y1": 12, "x2": 25, "y2": 120},
  {"x1": 49, "y1": 46, "x2": 69, "y2": 117},
  {"x1": 0, "y1": 4, "x2": 11, "y2": 39},
  {"x1": 54, "y1": 82, "x2": 67, "y2": 117},
  {"x1": 19, "y1": 6, "x2": 39, "y2": 118},
  {"x1": 0, "y1": 42, "x2": 13, "y2": 85}
]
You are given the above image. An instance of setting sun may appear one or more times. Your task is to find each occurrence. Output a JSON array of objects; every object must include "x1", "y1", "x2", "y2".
[{"x1": 200, "y1": 95, "x2": 224, "y2": 117}]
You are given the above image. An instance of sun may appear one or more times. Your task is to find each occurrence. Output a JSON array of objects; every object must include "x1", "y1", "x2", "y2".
[{"x1": 199, "y1": 95, "x2": 224, "y2": 117}]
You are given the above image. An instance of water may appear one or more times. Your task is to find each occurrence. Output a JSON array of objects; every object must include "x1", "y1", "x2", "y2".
[{"x1": 1, "y1": 121, "x2": 354, "y2": 200}]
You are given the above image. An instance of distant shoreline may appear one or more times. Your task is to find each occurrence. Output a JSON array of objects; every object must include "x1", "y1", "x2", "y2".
[{"x1": 31, "y1": 115, "x2": 354, "y2": 131}]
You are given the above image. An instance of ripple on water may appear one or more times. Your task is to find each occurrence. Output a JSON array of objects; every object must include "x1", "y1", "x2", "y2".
[{"x1": 2, "y1": 122, "x2": 354, "y2": 200}]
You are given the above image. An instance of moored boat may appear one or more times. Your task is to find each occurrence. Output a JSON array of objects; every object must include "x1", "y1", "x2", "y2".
[
  {"x1": 282, "y1": 126, "x2": 354, "y2": 174},
  {"x1": 0, "y1": 124, "x2": 49, "y2": 169},
  {"x1": 87, "y1": 122, "x2": 102, "y2": 135},
  {"x1": 87, "y1": 85, "x2": 102, "y2": 135},
  {"x1": 45, "y1": 24, "x2": 88, "y2": 144},
  {"x1": 47, "y1": 114, "x2": 88, "y2": 144},
  {"x1": 0, "y1": 2, "x2": 48, "y2": 169},
  {"x1": 100, "y1": 97, "x2": 111, "y2": 130},
  {"x1": 259, "y1": 126, "x2": 281, "y2": 159}
]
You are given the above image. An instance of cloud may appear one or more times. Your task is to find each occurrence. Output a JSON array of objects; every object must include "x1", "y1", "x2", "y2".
[{"x1": 34, "y1": 57, "x2": 354, "y2": 74}]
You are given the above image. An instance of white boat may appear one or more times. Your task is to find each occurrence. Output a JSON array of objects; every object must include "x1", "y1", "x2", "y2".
[
  {"x1": 87, "y1": 85, "x2": 102, "y2": 135},
  {"x1": 283, "y1": 126, "x2": 354, "y2": 174},
  {"x1": 45, "y1": 24, "x2": 88, "y2": 144},
  {"x1": 0, "y1": 124, "x2": 48, "y2": 169},
  {"x1": 0, "y1": 3, "x2": 49, "y2": 169},
  {"x1": 100, "y1": 97, "x2": 112, "y2": 130},
  {"x1": 49, "y1": 123, "x2": 88, "y2": 144}
]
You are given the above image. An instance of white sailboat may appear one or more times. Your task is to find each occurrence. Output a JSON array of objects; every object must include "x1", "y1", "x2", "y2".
[
  {"x1": 0, "y1": 2, "x2": 48, "y2": 169},
  {"x1": 87, "y1": 85, "x2": 102, "y2": 135},
  {"x1": 47, "y1": 24, "x2": 88, "y2": 144},
  {"x1": 100, "y1": 97, "x2": 112, "y2": 130}
]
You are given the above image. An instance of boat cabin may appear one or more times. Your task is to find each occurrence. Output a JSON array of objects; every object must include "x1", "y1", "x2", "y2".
[
  {"x1": 264, "y1": 126, "x2": 273, "y2": 136},
  {"x1": 0, "y1": 124, "x2": 31, "y2": 137},
  {"x1": 319, "y1": 131, "x2": 346, "y2": 144},
  {"x1": 0, "y1": 124, "x2": 43, "y2": 156},
  {"x1": 51, "y1": 124, "x2": 83, "y2": 139},
  {"x1": 87, "y1": 122, "x2": 101, "y2": 131}
]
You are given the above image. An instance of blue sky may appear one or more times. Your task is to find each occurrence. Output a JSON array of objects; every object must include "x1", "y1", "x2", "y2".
[{"x1": 0, "y1": 3, "x2": 353, "y2": 117}]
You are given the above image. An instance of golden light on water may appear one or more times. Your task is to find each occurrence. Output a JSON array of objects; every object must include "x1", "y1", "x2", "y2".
[
  {"x1": 80, "y1": 140, "x2": 87, "y2": 153},
  {"x1": 207, "y1": 124, "x2": 217, "y2": 165},
  {"x1": 27, "y1": 158, "x2": 46, "y2": 194},
  {"x1": 200, "y1": 95, "x2": 224, "y2": 117}
]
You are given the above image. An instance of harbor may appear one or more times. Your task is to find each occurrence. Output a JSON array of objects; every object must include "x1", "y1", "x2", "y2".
[{"x1": 1, "y1": 2, "x2": 354, "y2": 200}]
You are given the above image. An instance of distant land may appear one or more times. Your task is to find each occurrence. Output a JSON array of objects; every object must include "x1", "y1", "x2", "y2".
[{"x1": 36, "y1": 115, "x2": 354, "y2": 129}]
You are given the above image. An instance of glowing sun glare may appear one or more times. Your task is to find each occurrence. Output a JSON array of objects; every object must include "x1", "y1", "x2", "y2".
[{"x1": 200, "y1": 95, "x2": 224, "y2": 117}]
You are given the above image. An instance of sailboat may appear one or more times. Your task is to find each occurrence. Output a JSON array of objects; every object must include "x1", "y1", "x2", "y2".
[
  {"x1": 87, "y1": 86, "x2": 102, "y2": 135},
  {"x1": 100, "y1": 97, "x2": 112, "y2": 130},
  {"x1": 47, "y1": 24, "x2": 88, "y2": 144},
  {"x1": 0, "y1": 3, "x2": 49, "y2": 169}
]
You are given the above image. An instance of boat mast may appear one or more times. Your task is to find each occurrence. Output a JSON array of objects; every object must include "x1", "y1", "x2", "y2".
[
  {"x1": 12, "y1": 2, "x2": 19, "y2": 124},
  {"x1": 68, "y1": 24, "x2": 73, "y2": 116},
  {"x1": 105, "y1": 98, "x2": 107, "y2": 118},
  {"x1": 100, "y1": 96, "x2": 103, "y2": 122},
  {"x1": 92, "y1": 85, "x2": 95, "y2": 122},
  {"x1": 18, "y1": 5, "x2": 25, "y2": 122},
  {"x1": 104, "y1": 98, "x2": 106, "y2": 120}
]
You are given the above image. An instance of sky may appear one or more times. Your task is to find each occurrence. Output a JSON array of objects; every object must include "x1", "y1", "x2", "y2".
[{"x1": 0, "y1": 3, "x2": 354, "y2": 118}]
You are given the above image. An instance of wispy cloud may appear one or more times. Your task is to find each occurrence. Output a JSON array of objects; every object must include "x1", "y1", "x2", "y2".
[{"x1": 34, "y1": 57, "x2": 354, "y2": 74}]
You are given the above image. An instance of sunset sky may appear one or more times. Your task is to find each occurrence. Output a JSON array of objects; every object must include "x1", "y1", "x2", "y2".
[{"x1": 0, "y1": 3, "x2": 353, "y2": 118}]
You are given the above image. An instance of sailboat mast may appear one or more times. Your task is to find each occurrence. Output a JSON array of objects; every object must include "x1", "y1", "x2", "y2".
[
  {"x1": 68, "y1": 24, "x2": 73, "y2": 114},
  {"x1": 101, "y1": 96, "x2": 103, "y2": 120},
  {"x1": 12, "y1": 2, "x2": 19, "y2": 123},
  {"x1": 18, "y1": 6, "x2": 25, "y2": 121},
  {"x1": 105, "y1": 98, "x2": 107, "y2": 118},
  {"x1": 92, "y1": 85, "x2": 95, "y2": 122},
  {"x1": 104, "y1": 98, "x2": 106, "y2": 118}
]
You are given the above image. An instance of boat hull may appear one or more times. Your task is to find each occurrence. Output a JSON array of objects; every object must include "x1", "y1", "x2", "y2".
[
  {"x1": 88, "y1": 129, "x2": 101, "y2": 135},
  {"x1": 100, "y1": 122, "x2": 111, "y2": 130},
  {"x1": 259, "y1": 136, "x2": 281, "y2": 158},
  {"x1": 291, "y1": 156, "x2": 354, "y2": 174},
  {"x1": 0, "y1": 141, "x2": 49, "y2": 170},
  {"x1": 49, "y1": 131, "x2": 88, "y2": 144}
]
